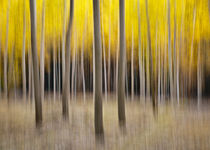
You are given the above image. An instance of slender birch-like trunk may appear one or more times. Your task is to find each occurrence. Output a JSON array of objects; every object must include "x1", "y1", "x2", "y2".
[
  {"x1": 108, "y1": 0, "x2": 111, "y2": 94},
  {"x1": 137, "y1": 0, "x2": 143, "y2": 98},
  {"x1": 53, "y1": 40, "x2": 56, "y2": 101},
  {"x1": 29, "y1": 0, "x2": 43, "y2": 126},
  {"x1": 40, "y1": 0, "x2": 45, "y2": 101},
  {"x1": 4, "y1": 0, "x2": 10, "y2": 99},
  {"x1": 71, "y1": 32, "x2": 76, "y2": 100},
  {"x1": 145, "y1": 0, "x2": 157, "y2": 115},
  {"x1": 173, "y1": 0, "x2": 177, "y2": 99},
  {"x1": 197, "y1": 42, "x2": 202, "y2": 106},
  {"x1": 62, "y1": 0, "x2": 67, "y2": 88},
  {"x1": 62, "y1": 0, "x2": 74, "y2": 119},
  {"x1": 81, "y1": 32, "x2": 86, "y2": 101},
  {"x1": 22, "y1": 0, "x2": 27, "y2": 101},
  {"x1": 131, "y1": 28, "x2": 134, "y2": 100},
  {"x1": 102, "y1": 5, "x2": 107, "y2": 101},
  {"x1": 189, "y1": 8, "x2": 196, "y2": 95},
  {"x1": 58, "y1": 37, "x2": 61, "y2": 99},
  {"x1": 167, "y1": 0, "x2": 174, "y2": 99}
]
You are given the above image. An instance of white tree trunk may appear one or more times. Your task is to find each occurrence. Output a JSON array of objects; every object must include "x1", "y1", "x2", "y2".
[
  {"x1": 40, "y1": 0, "x2": 45, "y2": 102},
  {"x1": 22, "y1": 0, "x2": 27, "y2": 101},
  {"x1": 173, "y1": 0, "x2": 177, "y2": 100},
  {"x1": 167, "y1": 0, "x2": 174, "y2": 99}
]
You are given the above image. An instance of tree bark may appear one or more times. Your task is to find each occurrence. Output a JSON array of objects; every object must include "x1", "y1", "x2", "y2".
[
  {"x1": 62, "y1": 0, "x2": 67, "y2": 89},
  {"x1": 102, "y1": 5, "x2": 107, "y2": 101},
  {"x1": 93, "y1": 0, "x2": 104, "y2": 135},
  {"x1": 29, "y1": 0, "x2": 43, "y2": 126},
  {"x1": 145, "y1": 0, "x2": 157, "y2": 115},
  {"x1": 131, "y1": 28, "x2": 134, "y2": 100},
  {"x1": 189, "y1": 8, "x2": 196, "y2": 95},
  {"x1": 62, "y1": 0, "x2": 74, "y2": 119},
  {"x1": 167, "y1": 0, "x2": 174, "y2": 99},
  {"x1": 197, "y1": 42, "x2": 201, "y2": 106},
  {"x1": 118, "y1": 0, "x2": 126, "y2": 126},
  {"x1": 108, "y1": 0, "x2": 111, "y2": 94},
  {"x1": 22, "y1": 0, "x2": 27, "y2": 101},
  {"x1": 4, "y1": 0, "x2": 10, "y2": 99},
  {"x1": 40, "y1": 0, "x2": 45, "y2": 102}
]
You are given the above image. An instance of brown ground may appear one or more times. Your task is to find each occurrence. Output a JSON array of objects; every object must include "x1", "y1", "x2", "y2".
[{"x1": 0, "y1": 94, "x2": 210, "y2": 150}]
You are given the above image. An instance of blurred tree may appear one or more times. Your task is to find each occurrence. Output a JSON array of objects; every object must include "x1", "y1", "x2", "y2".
[
  {"x1": 93, "y1": 0, "x2": 104, "y2": 135},
  {"x1": 118, "y1": 0, "x2": 126, "y2": 127},
  {"x1": 62, "y1": 0, "x2": 74, "y2": 119},
  {"x1": 4, "y1": 0, "x2": 10, "y2": 99},
  {"x1": 40, "y1": 0, "x2": 45, "y2": 101},
  {"x1": 29, "y1": 0, "x2": 43, "y2": 126},
  {"x1": 22, "y1": 0, "x2": 27, "y2": 101}
]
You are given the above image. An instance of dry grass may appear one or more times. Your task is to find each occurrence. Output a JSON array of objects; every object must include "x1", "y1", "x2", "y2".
[{"x1": 0, "y1": 95, "x2": 210, "y2": 150}]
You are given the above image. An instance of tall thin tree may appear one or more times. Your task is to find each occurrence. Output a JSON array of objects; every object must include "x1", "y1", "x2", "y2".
[
  {"x1": 118, "y1": 0, "x2": 126, "y2": 126},
  {"x1": 4, "y1": 0, "x2": 10, "y2": 99},
  {"x1": 93, "y1": 0, "x2": 104, "y2": 135},
  {"x1": 167, "y1": 0, "x2": 174, "y2": 99},
  {"x1": 145, "y1": 0, "x2": 157, "y2": 114},
  {"x1": 29, "y1": 0, "x2": 43, "y2": 126},
  {"x1": 40, "y1": 0, "x2": 45, "y2": 101},
  {"x1": 62, "y1": 0, "x2": 67, "y2": 88},
  {"x1": 62, "y1": 0, "x2": 74, "y2": 119},
  {"x1": 22, "y1": 0, "x2": 27, "y2": 101}
]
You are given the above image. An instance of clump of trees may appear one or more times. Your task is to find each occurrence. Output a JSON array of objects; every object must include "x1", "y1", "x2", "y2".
[{"x1": 0, "y1": 0, "x2": 210, "y2": 136}]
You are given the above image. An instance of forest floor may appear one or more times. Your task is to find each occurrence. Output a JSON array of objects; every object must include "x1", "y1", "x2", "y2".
[{"x1": 0, "y1": 94, "x2": 210, "y2": 150}]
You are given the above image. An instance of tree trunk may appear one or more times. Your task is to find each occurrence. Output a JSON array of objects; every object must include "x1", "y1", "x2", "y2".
[
  {"x1": 62, "y1": 0, "x2": 67, "y2": 89},
  {"x1": 118, "y1": 0, "x2": 126, "y2": 126},
  {"x1": 137, "y1": 0, "x2": 143, "y2": 98},
  {"x1": 0, "y1": 32, "x2": 1, "y2": 98},
  {"x1": 102, "y1": 5, "x2": 107, "y2": 101},
  {"x1": 131, "y1": 28, "x2": 134, "y2": 100},
  {"x1": 142, "y1": 40, "x2": 145, "y2": 99},
  {"x1": 62, "y1": 0, "x2": 74, "y2": 119},
  {"x1": 189, "y1": 8, "x2": 196, "y2": 95},
  {"x1": 81, "y1": 34, "x2": 86, "y2": 102},
  {"x1": 22, "y1": 0, "x2": 27, "y2": 101},
  {"x1": 53, "y1": 39, "x2": 56, "y2": 101},
  {"x1": 173, "y1": 0, "x2": 177, "y2": 100},
  {"x1": 29, "y1": 0, "x2": 43, "y2": 126},
  {"x1": 71, "y1": 32, "x2": 76, "y2": 100},
  {"x1": 58, "y1": 37, "x2": 61, "y2": 99},
  {"x1": 28, "y1": 48, "x2": 31, "y2": 101},
  {"x1": 108, "y1": 0, "x2": 111, "y2": 94},
  {"x1": 167, "y1": 0, "x2": 174, "y2": 99},
  {"x1": 145, "y1": 0, "x2": 157, "y2": 115},
  {"x1": 40, "y1": 0, "x2": 45, "y2": 102},
  {"x1": 4, "y1": 0, "x2": 10, "y2": 99},
  {"x1": 93, "y1": 0, "x2": 104, "y2": 135},
  {"x1": 197, "y1": 42, "x2": 201, "y2": 106}
]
